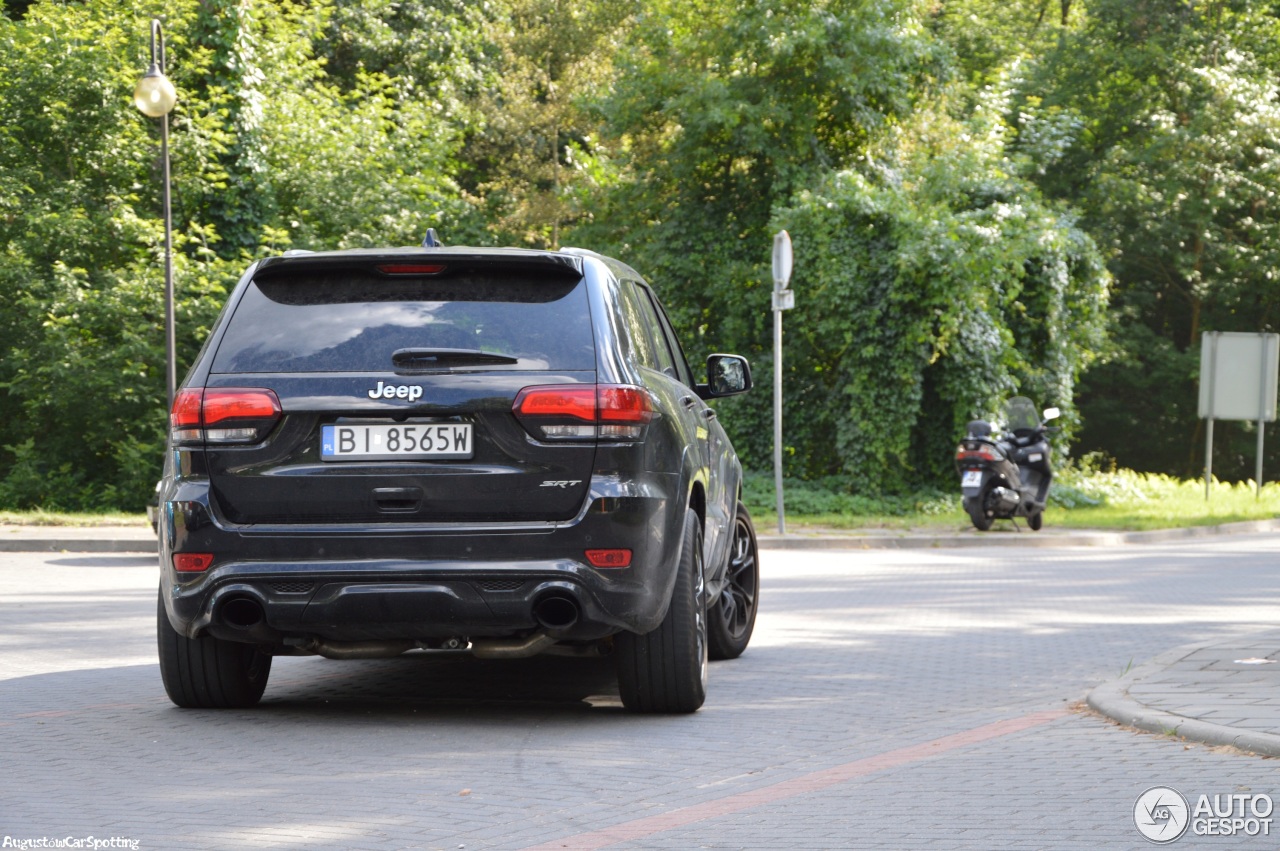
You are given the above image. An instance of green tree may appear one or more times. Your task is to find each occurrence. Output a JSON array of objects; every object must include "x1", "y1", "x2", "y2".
[
  {"x1": 0, "y1": 0, "x2": 471, "y2": 510},
  {"x1": 771, "y1": 97, "x2": 1108, "y2": 488},
  {"x1": 1009, "y1": 0, "x2": 1280, "y2": 478},
  {"x1": 575, "y1": 0, "x2": 943, "y2": 477},
  {"x1": 576, "y1": 0, "x2": 1107, "y2": 489},
  {"x1": 458, "y1": 0, "x2": 634, "y2": 248}
]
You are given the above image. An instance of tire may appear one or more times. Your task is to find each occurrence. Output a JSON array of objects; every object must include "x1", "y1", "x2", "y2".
[
  {"x1": 615, "y1": 509, "x2": 708, "y2": 713},
  {"x1": 1028, "y1": 511, "x2": 1043, "y2": 531},
  {"x1": 157, "y1": 586, "x2": 272, "y2": 708},
  {"x1": 964, "y1": 495, "x2": 992, "y2": 531},
  {"x1": 707, "y1": 503, "x2": 759, "y2": 660}
]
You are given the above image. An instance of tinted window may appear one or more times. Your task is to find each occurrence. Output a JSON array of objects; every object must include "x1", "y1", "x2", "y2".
[
  {"x1": 640, "y1": 287, "x2": 694, "y2": 386},
  {"x1": 211, "y1": 272, "x2": 596, "y2": 373},
  {"x1": 616, "y1": 281, "x2": 660, "y2": 371},
  {"x1": 626, "y1": 282, "x2": 676, "y2": 377}
]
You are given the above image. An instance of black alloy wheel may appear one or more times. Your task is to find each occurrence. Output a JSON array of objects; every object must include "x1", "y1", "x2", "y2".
[
  {"x1": 615, "y1": 508, "x2": 708, "y2": 713},
  {"x1": 157, "y1": 586, "x2": 272, "y2": 708},
  {"x1": 708, "y1": 503, "x2": 759, "y2": 660}
]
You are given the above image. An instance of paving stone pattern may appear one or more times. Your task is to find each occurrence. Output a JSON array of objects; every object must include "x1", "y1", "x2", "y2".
[
  {"x1": 1128, "y1": 640, "x2": 1280, "y2": 735},
  {"x1": 3, "y1": 538, "x2": 1280, "y2": 848}
]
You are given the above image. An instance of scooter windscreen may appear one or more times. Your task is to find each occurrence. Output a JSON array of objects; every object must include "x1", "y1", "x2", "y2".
[{"x1": 1003, "y1": 397, "x2": 1040, "y2": 435}]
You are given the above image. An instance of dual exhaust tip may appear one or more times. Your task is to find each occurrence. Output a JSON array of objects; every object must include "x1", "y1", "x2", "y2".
[
  {"x1": 217, "y1": 591, "x2": 580, "y2": 632},
  {"x1": 213, "y1": 589, "x2": 582, "y2": 656}
]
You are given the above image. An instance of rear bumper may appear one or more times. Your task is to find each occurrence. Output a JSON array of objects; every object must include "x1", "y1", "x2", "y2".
[
  {"x1": 159, "y1": 475, "x2": 682, "y2": 644},
  {"x1": 168, "y1": 558, "x2": 656, "y2": 643}
]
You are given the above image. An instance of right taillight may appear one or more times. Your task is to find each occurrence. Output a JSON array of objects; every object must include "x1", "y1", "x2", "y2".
[
  {"x1": 513, "y1": 384, "x2": 654, "y2": 442},
  {"x1": 170, "y1": 388, "x2": 282, "y2": 445}
]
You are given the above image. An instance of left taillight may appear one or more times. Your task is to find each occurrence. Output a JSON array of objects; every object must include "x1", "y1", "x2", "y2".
[{"x1": 171, "y1": 388, "x2": 282, "y2": 446}]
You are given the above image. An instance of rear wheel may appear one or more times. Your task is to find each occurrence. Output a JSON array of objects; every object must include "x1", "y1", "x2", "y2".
[
  {"x1": 964, "y1": 495, "x2": 992, "y2": 531},
  {"x1": 615, "y1": 509, "x2": 707, "y2": 713},
  {"x1": 157, "y1": 587, "x2": 272, "y2": 708},
  {"x1": 707, "y1": 503, "x2": 759, "y2": 660}
]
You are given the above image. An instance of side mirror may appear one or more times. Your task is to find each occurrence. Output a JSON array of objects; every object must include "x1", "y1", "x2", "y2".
[
  {"x1": 1043, "y1": 407, "x2": 1061, "y2": 421},
  {"x1": 702, "y1": 354, "x2": 752, "y2": 398}
]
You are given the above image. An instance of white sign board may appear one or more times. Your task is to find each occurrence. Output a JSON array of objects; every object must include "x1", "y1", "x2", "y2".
[{"x1": 1198, "y1": 332, "x2": 1279, "y2": 421}]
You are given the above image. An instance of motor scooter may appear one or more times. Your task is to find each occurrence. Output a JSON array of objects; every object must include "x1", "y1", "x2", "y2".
[{"x1": 954, "y1": 397, "x2": 1060, "y2": 531}]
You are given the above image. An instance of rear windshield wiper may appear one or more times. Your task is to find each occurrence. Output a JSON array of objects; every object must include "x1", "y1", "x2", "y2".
[{"x1": 392, "y1": 348, "x2": 520, "y2": 370}]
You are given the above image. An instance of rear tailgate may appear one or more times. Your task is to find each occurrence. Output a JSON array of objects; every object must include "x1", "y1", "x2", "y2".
[{"x1": 201, "y1": 254, "x2": 597, "y2": 525}]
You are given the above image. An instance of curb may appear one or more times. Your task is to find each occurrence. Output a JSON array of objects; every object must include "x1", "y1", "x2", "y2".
[
  {"x1": 757, "y1": 518, "x2": 1280, "y2": 551},
  {"x1": 1086, "y1": 638, "x2": 1280, "y2": 758},
  {"x1": 0, "y1": 537, "x2": 156, "y2": 554}
]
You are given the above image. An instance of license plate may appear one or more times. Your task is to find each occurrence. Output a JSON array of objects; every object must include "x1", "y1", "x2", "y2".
[
  {"x1": 961, "y1": 469, "x2": 983, "y2": 488},
  {"x1": 321, "y1": 423, "x2": 472, "y2": 461}
]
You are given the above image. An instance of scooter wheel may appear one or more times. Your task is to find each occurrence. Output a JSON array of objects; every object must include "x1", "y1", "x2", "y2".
[
  {"x1": 964, "y1": 497, "x2": 993, "y2": 532},
  {"x1": 1028, "y1": 512, "x2": 1043, "y2": 531}
]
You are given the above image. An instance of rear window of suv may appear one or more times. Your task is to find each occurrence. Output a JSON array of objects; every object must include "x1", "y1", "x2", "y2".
[{"x1": 211, "y1": 270, "x2": 596, "y2": 373}]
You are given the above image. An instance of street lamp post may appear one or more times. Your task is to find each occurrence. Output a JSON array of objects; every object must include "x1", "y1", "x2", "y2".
[{"x1": 134, "y1": 20, "x2": 178, "y2": 410}]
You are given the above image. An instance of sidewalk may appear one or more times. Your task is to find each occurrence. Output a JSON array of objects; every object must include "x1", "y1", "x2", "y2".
[
  {"x1": 1088, "y1": 633, "x2": 1280, "y2": 757},
  {"x1": 758, "y1": 517, "x2": 1280, "y2": 549},
  {"x1": 0, "y1": 523, "x2": 156, "y2": 553}
]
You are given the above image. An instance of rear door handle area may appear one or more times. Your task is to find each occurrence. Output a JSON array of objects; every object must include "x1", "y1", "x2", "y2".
[{"x1": 373, "y1": 487, "x2": 423, "y2": 513}]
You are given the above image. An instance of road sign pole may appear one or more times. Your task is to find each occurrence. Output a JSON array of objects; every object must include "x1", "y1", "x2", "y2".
[
  {"x1": 771, "y1": 231, "x2": 793, "y2": 536},
  {"x1": 1259, "y1": 335, "x2": 1272, "y2": 498},
  {"x1": 1205, "y1": 332, "x2": 1217, "y2": 501},
  {"x1": 773, "y1": 305, "x2": 784, "y2": 535}
]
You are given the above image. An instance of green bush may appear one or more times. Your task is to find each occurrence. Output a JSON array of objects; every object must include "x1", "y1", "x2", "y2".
[{"x1": 741, "y1": 472, "x2": 959, "y2": 518}]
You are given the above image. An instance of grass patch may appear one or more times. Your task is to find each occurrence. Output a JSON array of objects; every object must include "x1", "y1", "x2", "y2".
[
  {"x1": 1048, "y1": 470, "x2": 1280, "y2": 531},
  {"x1": 742, "y1": 473, "x2": 968, "y2": 533},
  {"x1": 743, "y1": 469, "x2": 1280, "y2": 533},
  {"x1": 0, "y1": 509, "x2": 149, "y2": 527}
]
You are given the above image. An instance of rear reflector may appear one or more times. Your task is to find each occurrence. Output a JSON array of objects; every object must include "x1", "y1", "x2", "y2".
[
  {"x1": 585, "y1": 549, "x2": 632, "y2": 568},
  {"x1": 173, "y1": 553, "x2": 214, "y2": 572}
]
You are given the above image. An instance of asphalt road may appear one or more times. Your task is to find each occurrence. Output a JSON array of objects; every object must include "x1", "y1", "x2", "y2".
[{"x1": 3, "y1": 536, "x2": 1280, "y2": 849}]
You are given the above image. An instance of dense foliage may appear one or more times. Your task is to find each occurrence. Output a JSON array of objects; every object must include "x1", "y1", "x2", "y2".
[
  {"x1": 0, "y1": 0, "x2": 1273, "y2": 510},
  {"x1": 938, "y1": 0, "x2": 1280, "y2": 479}
]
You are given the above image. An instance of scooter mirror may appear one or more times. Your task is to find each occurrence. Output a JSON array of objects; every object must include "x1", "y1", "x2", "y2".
[{"x1": 1043, "y1": 407, "x2": 1061, "y2": 421}]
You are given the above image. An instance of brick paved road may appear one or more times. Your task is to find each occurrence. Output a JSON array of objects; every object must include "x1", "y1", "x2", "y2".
[{"x1": 3, "y1": 535, "x2": 1280, "y2": 849}]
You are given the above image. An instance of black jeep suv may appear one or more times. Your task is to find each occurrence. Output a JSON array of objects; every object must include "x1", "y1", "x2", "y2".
[{"x1": 156, "y1": 245, "x2": 758, "y2": 713}]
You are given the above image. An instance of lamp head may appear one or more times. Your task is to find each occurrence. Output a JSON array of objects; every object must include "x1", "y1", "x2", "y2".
[{"x1": 134, "y1": 65, "x2": 177, "y2": 118}]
